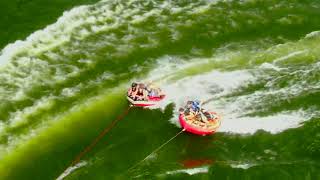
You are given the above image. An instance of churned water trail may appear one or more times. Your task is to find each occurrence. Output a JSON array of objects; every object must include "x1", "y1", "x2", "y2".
[{"x1": 1, "y1": 0, "x2": 320, "y2": 179}]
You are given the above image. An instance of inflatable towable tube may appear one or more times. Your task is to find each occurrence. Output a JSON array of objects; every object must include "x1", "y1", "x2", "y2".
[
  {"x1": 179, "y1": 111, "x2": 221, "y2": 136},
  {"x1": 127, "y1": 82, "x2": 165, "y2": 107}
]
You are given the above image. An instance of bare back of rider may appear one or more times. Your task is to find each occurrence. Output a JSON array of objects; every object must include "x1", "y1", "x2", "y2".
[
  {"x1": 128, "y1": 87, "x2": 138, "y2": 100},
  {"x1": 136, "y1": 85, "x2": 148, "y2": 101}
]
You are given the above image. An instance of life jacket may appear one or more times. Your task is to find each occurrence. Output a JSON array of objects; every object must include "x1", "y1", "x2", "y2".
[
  {"x1": 148, "y1": 89, "x2": 157, "y2": 97},
  {"x1": 191, "y1": 101, "x2": 200, "y2": 111}
]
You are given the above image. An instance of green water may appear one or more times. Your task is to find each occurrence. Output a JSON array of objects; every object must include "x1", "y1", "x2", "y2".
[
  {"x1": 0, "y1": 0, "x2": 100, "y2": 49},
  {"x1": 0, "y1": 0, "x2": 319, "y2": 179}
]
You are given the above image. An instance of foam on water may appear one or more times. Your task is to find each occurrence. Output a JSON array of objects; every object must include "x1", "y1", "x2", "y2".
[
  {"x1": 163, "y1": 166, "x2": 209, "y2": 175},
  {"x1": 143, "y1": 55, "x2": 315, "y2": 134},
  {"x1": 144, "y1": 55, "x2": 207, "y2": 83},
  {"x1": 217, "y1": 110, "x2": 307, "y2": 134},
  {"x1": 0, "y1": 0, "x2": 320, "y2": 178},
  {"x1": 273, "y1": 50, "x2": 308, "y2": 64},
  {"x1": 8, "y1": 96, "x2": 56, "y2": 128},
  {"x1": 159, "y1": 70, "x2": 254, "y2": 111},
  {"x1": 0, "y1": 0, "x2": 210, "y2": 67},
  {"x1": 230, "y1": 162, "x2": 256, "y2": 169},
  {"x1": 56, "y1": 161, "x2": 87, "y2": 180}
]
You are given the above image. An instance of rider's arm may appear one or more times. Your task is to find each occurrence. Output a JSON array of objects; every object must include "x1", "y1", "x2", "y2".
[{"x1": 127, "y1": 88, "x2": 132, "y2": 96}]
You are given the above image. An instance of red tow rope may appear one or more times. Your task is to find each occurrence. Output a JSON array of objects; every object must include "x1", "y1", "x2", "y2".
[{"x1": 60, "y1": 106, "x2": 132, "y2": 175}]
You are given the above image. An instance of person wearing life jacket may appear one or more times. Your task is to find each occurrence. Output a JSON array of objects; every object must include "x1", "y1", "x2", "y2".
[
  {"x1": 193, "y1": 100, "x2": 210, "y2": 123},
  {"x1": 146, "y1": 86, "x2": 156, "y2": 97},
  {"x1": 186, "y1": 100, "x2": 209, "y2": 123},
  {"x1": 185, "y1": 100, "x2": 201, "y2": 114},
  {"x1": 128, "y1": 83, "x2": 139, "y2": 100},
  {"x1": 191, "y1": 100, "x2": 201, "y2": 113},
  {"x1": 145, "y1": 82, "x2": 160, "y2": 97}
]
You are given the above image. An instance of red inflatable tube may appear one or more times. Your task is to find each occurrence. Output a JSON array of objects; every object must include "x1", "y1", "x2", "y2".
[
  {"x1": 127, "y1": 95, "x2": 166, "y2": 107},
  {"x1": 179, "y1": 112, "x2": 221, "y2": 136}
]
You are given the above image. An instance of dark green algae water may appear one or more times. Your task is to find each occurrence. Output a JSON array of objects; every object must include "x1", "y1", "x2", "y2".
[{"x1": 0, "y1": 0, "x2": 320, "y2": 179}]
